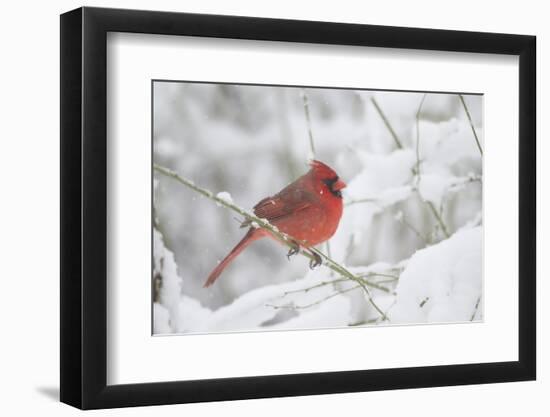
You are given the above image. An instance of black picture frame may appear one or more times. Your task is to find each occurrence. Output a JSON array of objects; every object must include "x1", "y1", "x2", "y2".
[{"x1": 60, "y1": 6, "x2": 536, "y2": 410}]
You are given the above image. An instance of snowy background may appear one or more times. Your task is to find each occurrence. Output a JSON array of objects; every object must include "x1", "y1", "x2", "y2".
[{"x1": 152, "y1": 81, "x2": 483, "y2": 335}]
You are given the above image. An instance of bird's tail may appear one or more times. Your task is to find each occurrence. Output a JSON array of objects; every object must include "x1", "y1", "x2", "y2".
[{"x1": 203, "y1": 229, "x2": 262, "y2": 288}]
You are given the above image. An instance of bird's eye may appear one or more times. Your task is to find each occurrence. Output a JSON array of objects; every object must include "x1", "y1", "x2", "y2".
[{"x1": 322, "y1": 177, "x2": 342, "y2": 198}]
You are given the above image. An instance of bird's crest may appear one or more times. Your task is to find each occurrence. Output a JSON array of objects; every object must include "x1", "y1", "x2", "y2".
[{"x1": 309, "y1": 159, "x2": 338, "y2": 178}]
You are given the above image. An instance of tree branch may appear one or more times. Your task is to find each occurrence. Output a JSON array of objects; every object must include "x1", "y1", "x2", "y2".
[
  {"x1": 279, "y1": 271, "x2": 396, "y2": 299},
  {"x1": 470, "y1": 295, "x2": 482, "y2": 321},
  {"x1": 426, "y1": 200, "x2": 450, "y2": 239},
  {"x1": 267, "y1": 285, "x2": 362, "y2": 310},
  {"x1": 358, "y1": 272, "x2": 399, "y2": 281},
  {"x1": 300, "y1": 89, "x2": 316, "y2": 157},
  {"x1": 415, "y1": 94, "x2": 427, "y2": 180},
  {"x1": 459, "y1": 94, "x2": 483, "y2": 156},
  {"x1": 345, "y1": 197, "x2": 378, "y2": 206},
  {"x1": 280, "y1": 278, "x2": 348, "y2": 296},
  {"x1": 370, "y1": 96, "x2": 403, "y2": 149},
  {"x1": 394, "y1": 210, "x2": 429, "y2": 245}
]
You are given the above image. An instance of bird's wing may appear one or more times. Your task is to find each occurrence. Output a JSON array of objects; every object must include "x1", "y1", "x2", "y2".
[{"x1": 253, "y1": 185, "x2": 317, "y2": 223}]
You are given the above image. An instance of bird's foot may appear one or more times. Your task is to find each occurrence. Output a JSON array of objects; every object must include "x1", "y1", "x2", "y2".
[
  {"x1": 308, "y1": 251, "x2": 322, "y2": 269},
  {"x1": 286, "y1": 241, "x2": 300, "y2": 260}
]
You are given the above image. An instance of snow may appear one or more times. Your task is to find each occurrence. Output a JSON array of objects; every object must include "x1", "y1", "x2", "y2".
[
  {"x1": 348, "y1": 149, "x2": 415, "y2": 198},
  {"x1": 153, "y1": 229, "x2": 183, "y2": 331},
  {"x1": 270, "y1": 295, "x2": 351, "y2": 330},
  {"x1": 155, "y1": 266, "x2": 356, "y2": 334},
  {"x1": 173, "y1": 296, "x2": 213, "y2": 333},
  {"x1": 153, "y1": 303, "x2": 172, "y2": 334},
  {"x1": 389, "y1": 226, "x2": 482, "y2": 323},
  {"x1": 216, "y1": 191, "x2": 233, "y2": 205},
  {"x1": 458, "y1": 211, "x2": 482, "y2": 231},
  {"x1": 224, "y1": 269, "x2": 352, "y2": 331},
  {"x1": 153, "y1": 222, "x2": 483, "y2": 334},
  {"x1": 413, "y1": 118, "x2": 482, "y2": 168},
  {"x1": 417, "y1": 174, "x2": 452, "y2": 207},
  {"x1": 328, "y1": 149, "x2": 417, "y2": 261}
]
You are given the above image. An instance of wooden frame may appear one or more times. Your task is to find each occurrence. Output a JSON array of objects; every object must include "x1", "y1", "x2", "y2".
[{"x1": 60, "y1": 6, "x2": 536, "y2": 409}]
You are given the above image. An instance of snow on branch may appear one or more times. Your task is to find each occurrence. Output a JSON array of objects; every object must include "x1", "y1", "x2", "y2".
[{"x1": 153, "y1": 164, "x2": 390, "y2": 320}]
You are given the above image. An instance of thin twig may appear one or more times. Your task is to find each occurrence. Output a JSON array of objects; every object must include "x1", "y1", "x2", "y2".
[
  {"x1": 325, "y1": 241, "x2": 335, "y2": 277},
  {"x1": 267, "y1": 285, "x2": 362, "y2": 310},
  {"x1": 154, "y1": 164, "x2": 390, "y2": 318},
  {"x1": 309, "y1": 246, "x2": 391, "y2": 320},
  {"x1": 411, "y1": 94, "x2": 451, "y2": 240},
  {"x1": 281, "y1": 272, "x2": 394, "y2": 299},
  {"x1": 447, "y1": 174, "x2": 482, "y2": 192},
  {"x1": 350, "y1": 296, "x2": 397, "y2": 326},
  {"x1": 358, "y1": 272, "x2": 400, "y2": 280},
  {"x1": 369, "y1": 95, "x2": 449, "y2": 241},
  {"x1": 349, "y1": 318, "x2": 379, "y2": 326},
  {"x1": 459, "y1": 94, "x2": 483, "y2": 156},
  {"x1": 343, "y1": 234, "x2": 355, "y2": 265},
  {"x1": 301, "y1": 89, "x2": 316, "y2": 157},
  {"x1": 345, "y1": 197, "x2": 378, "y2": 207},
  {"x1": 281, "y1": 278, "x2": 348, "y2": 296},
  {"x1": 373, "y1": 278, "x2": 399, "y2": 285},
  {"x1": 470, "y1": 296, "x2": 481, "y2": 321},
  {"x1": 309, "y1": 246, "x2": 389, "y2": 320},
  {"x1": 415, "y1": 94, "x2": 427, "y2": 180},
  {"x1": 395, "y1": 210, "x2": 429, "y2": 245},
  {"x1": 370, "y1": 97, "x2": 403, "y2": 149},
  {"x1": 426, "y1": 200, "x2": 450, "y2": 239}
]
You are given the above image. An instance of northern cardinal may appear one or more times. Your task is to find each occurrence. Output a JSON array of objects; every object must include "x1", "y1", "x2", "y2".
[{"x1": 204, "y1": 160, "x2": 346, "y2": 287}]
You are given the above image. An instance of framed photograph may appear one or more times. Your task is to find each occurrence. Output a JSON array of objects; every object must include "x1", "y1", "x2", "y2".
[{"x1": 60, "y1": 6, "x2": 536, "y2": 409}]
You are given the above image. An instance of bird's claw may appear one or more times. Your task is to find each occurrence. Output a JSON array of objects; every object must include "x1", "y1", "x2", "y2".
[
  {"x1": 309, "y1": 252, "x2": 322, "y2": 269},
  {"x1": 286, "y1": 242, "x2": 300, "y2": 260}
]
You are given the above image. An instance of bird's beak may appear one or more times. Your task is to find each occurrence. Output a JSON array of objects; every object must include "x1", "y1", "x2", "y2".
[{"x1": 333, "y1": 178, "x2": 346, "y2": 191}]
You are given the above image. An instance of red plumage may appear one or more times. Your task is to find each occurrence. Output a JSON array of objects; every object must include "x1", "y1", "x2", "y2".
[{"x1": 204, "y1": 160, "x2": 346, "y2": 287}]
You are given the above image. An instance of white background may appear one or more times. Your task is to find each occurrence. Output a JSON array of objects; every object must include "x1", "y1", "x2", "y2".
[{"x1": 0, "y1": 0, "x2": 545, "y2": 415}]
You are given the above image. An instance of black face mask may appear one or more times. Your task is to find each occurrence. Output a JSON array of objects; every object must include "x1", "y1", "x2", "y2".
[{"x1": 322, "y1": 177, "x2": 343, "y2": 198}]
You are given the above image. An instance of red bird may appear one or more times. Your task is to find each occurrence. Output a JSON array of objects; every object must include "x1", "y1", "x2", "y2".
[{"x1": 204, "y1": 160, "x2": 346, "y2": 287}]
